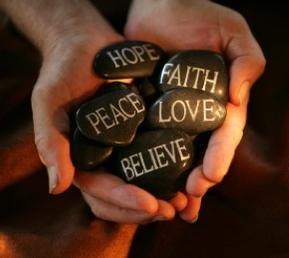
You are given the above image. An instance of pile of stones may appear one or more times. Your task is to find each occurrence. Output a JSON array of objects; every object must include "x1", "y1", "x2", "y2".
[{"x1": 71, "y1": 41, "x2": 228, "y2": 199}]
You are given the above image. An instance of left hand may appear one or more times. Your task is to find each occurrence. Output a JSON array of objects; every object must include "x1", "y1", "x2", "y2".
[{"x1": 124, "y1": 0, "x2": 265, "y2": 222}]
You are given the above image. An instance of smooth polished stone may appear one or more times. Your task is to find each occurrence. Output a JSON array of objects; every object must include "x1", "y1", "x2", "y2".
[
  {"x1": 97, "y1": 81, "x2": 139, "y2": 95},
  {"x1": 71, "y1": 129, "x2": 113, "y2": 171},
  {"x1": 158, "y1": 50, "x2": 229, "y2": 103},
  {"x1": 147, "y1": 88, "x2": 226, "y2": 134},
  {"x1": 94, "y1": 41, "x2": 164, "y2": 78},
  {"x1": 135, "y1": 77, "x2": 159, "y2": 103},
  {"x1": 76, "y1": 84, "x2": 146, "y2": 146},
  {"x1": 115, "y1": 129, "x2": 194, "y2": 199}
]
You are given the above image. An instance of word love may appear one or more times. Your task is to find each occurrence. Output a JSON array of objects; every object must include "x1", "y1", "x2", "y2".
[
  {"x1": 147, "y1": 88, "x2": 226, "y2": 134},
  {"x1": 116, "y1": 129, "x2": 193, "y2": 199},
  {"x1": 94, "y1": 40, "x2": 164, "y2": 78},
  {"x1": 159, "y1": 50, "x2": 228, "y2": 103},
  {"x1": 76, "y1": 83, "x2": 145, "y2": 146}
]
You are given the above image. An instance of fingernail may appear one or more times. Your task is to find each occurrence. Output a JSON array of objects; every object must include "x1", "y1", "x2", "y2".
[
  {"x1": 188, "y1": 214, "x2": 199, "y2": 224},
  {"x1": 238, "y1": 81, "x2": 250, "y2": 105},
  {"x1": 47, "y1": 166, "x2": 58, "y2": 194},
  {"x1": 180, "y1": 213, "x2": 198, "y2": 223},
  {"x1": 152, "y1": 216, "x2": 166, "y2": 222}
]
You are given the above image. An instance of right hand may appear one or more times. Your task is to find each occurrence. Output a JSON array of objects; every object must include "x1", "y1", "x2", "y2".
[{"x1": 125, "y1": 0, "x2": 265, "y2": 222}]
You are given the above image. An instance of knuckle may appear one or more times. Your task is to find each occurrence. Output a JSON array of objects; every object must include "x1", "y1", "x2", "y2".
[
  {"x1": 236, "y1": 128, "x2": 244, "y2": 143},
  {"x1": 235, "y1": 12, "x2": 247, "y2": 25},
  {"x1": 124, "y1": 22, "x2": 138, "y2": 39},
  {"x1": 204, "y1": 172, "x2": 223, "y2": 184},
  {"x1": 226, "y1": 9, "x2": 248, "y2": 32},
  {"x1": 124, "y1": 19, "x2": 145, "y2": 40},
  {"x1": 34, "y1": 135, "x2": 48, "y2": 165},
  {"x1": 83, "y1": 195, "x2": 104, "y2": 219},
  {"x1": 232, "y1": 12, "x2": 248, "y2": 30},
  {"x1": 34, "y1": 134, "x2": 49, "y2": 156},
  {"x1": 34, "y1": 133, "x2": 56, "y2": 164},
  {"x1": 90, "y1": 205, "x2": 102, "y2": 218},
  {"x1": 31, "y1": 85, "x2": 44, "y2": 106},
  {"x1": 255, "y1": 54, "x2": 266, "y2": 75},
  {"x1": 31, "y1": 84, "x2": 54, "y2": 107},
  {"x1": 202, "y1": 164, "x2": 223, "y2": 184},
  {"x1": 32, "y1": 79, "x2": 65, "y2": 104}
]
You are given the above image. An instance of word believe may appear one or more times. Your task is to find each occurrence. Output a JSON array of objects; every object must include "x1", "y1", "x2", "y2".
[
  {"x1": 85, "y1": 93, "x2": 145, "y2": 135},
  {"x1": 160, "y1": 63, "x2": 219, "y2": 94},
  {"x1": 120, "y1": 138, "x2": 190, "y2": 181},
  {"x1": 106, "y1": 44, "x2": 160, "y2": 68}
]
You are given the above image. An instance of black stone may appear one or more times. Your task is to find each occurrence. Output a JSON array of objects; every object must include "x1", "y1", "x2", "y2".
[
  {"x1": 134, "y1": 77, "x2": 159, "y2": 103},
  {"x1": 94, "y1": 41, "x2": 164, "y2": 79},
  {"x1": 71, "y1": 129, "x2": 113, "y2": 171},
  {"x1": 76, "y1": 83, "x2": 146, "y2": 146},
  {"x1": 158, "y1": 50, "x2": 229, "y2": 103},
  {"x1": 147, "y1": 88, "x2": 226, "y2": 135},
  {"x1": 115, "y1": 129, "x2": 194, "y2": 199},
  {"x1": 97, "y1": 81, "x2": 139, "y2": 95}
]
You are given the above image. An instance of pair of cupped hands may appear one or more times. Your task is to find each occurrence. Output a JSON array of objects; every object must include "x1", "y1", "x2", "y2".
[{"x1": 30, "y1": 0, "x2": 265, "y2": 223}]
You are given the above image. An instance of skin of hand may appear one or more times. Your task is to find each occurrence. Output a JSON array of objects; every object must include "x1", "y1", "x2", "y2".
[
  {"x1": 0, "y1": 0, "x2": 184, "y2": 224},
  {"x1": 125, "y1": 0, "x2": 266, "y2": 222}
]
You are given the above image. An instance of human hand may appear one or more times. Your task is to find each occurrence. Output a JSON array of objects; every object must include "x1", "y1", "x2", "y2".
[
  {"x1": 125, "y1": 0, "x2": 266, "y2": 221},
  {"x1": 23, "y1": 0, "x2": 185, "y2": 224}
]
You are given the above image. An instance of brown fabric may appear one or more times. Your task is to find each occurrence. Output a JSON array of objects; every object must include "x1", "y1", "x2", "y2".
[{"x1": 0, "y1": 2, "x2": 288, "y2": 258}]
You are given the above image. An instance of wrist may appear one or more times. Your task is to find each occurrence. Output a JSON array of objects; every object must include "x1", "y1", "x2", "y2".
[
  {"x1": 42, "y1": 6, "x2": 122, "y2": 57},
  {"x1": 43, "y1": 21, "x2": 122, "y2": 59},
  {"x1": 1, "y1": 0, "x2": 121, "y2": 57}
]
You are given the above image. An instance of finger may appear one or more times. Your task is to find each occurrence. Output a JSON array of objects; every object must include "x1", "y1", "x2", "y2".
[
  {"x1": 74, "y1": 171, "x2": 158, "y2": 214},
  {"x1": 142, "y1": 199, "x2": 176, "y2": 224},
  {"x1": 82, "y1": 192, "x2": 156, "y2": 224},
  {"x1": 187, "y1": 98, "x2": 249, "y2": 195},
  {"x1": 186, "y1": 165, "x2": 215, "y2": 198},
  {"x1": 224, "y1": 27, "x2": 266, "y2": 105},
  {"x1": 169, "y1": 192, "x2": 188, "y2": 212},
  {"x1": 32, "y1": 85, "x2": 74, "y2": 195},
  {"x1": 179, "y1": 195, "x2": 201, "y2": 223},
  {"x1": 156, "y1": 199, "x2": 176, "y2": 220}
]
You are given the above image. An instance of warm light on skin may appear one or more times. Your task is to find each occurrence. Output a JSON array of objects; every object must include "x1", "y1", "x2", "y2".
[{"x1": 107, "y1": 78, "x2": 133, "y2": 84}]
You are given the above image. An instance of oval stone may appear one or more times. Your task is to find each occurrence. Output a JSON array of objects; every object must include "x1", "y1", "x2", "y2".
[
  {"x1": 97, "y1": 81, "x2": 139, "y2": 95},
  {"x1": 71, "y1": 129, "x2": 113, "y2": 171},
  {"x1": 76, "y1": 83, "x2": 146, "y2": 146},
  {"x1": 93, "y1": 41, "x2": 164, "y2": 79},
  {"x1": 115, "y1": 129, "x2": 194, "y2": 199},
  {"x1": 147, "y1": 88, "x2": 226, "y2": 134},
  {"x1": 135, "y1": 77, "x2": 159, "y2": 103},
  {"x1": 158, "y1": 50, "x2": 229, "y2": 103}
]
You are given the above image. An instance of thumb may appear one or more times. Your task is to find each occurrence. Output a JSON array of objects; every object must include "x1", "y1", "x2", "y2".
[
  {"x1": 31, "y1": 82, "x2": 75, "y2": 195},
  {"x1": 225, "y1": 29, "x2": 266, "y2": 105},
  {"x1": 31, "y1": 33, "x2": 123, "y2": 194}
]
